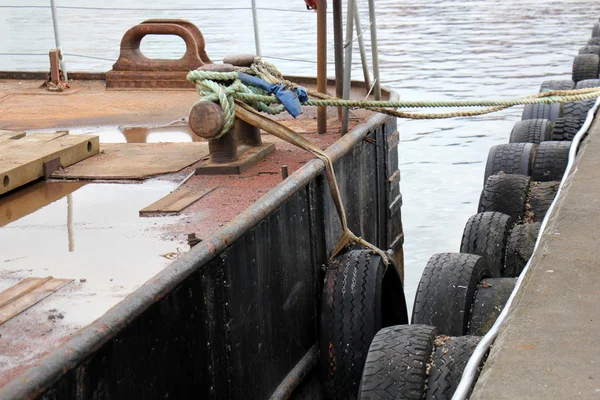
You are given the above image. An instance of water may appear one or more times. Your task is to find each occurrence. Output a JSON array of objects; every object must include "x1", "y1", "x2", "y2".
[{"x1": 1, "y1": 0, "x2": 597, "y2": 312}]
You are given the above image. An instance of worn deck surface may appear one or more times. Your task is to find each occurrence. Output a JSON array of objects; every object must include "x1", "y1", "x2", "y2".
[
  {"x1": 472, "y1": 113, "x2": 600, "y2": 399},
  {"x1": 0, "y1": 77, "x2": 378, "y2": 386},
  {"x1": 52, "y1": 142, "x2": 210, "y2": 179}
]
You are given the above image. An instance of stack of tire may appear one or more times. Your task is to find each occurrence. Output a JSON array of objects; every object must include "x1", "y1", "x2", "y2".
[{"x1": 313, "y1": 20, "x2": 600, "y2": 400}]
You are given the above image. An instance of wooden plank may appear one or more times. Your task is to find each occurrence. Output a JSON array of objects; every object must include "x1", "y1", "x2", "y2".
[
  {"x1": 139, "y1": 185, "x2": 217, "y2": 216},
  {"x1": 0, "y1": 134, "x2": 99, "y2": 195},
  {"x1": 0, "y1": 131, "x2": 67, "y2": 151},
  {"x1": 52, "y1": 142, "x2": 210, "y2": 180},
  {"x1": 0, "y1": 277, "x2": 73, "y2": 325},
  {"x1": 0, "y1": 277, "x2": 49, "y2": 309},
  {"x1": 0, "y1": 130, "x2": 26, "y2": 142}
]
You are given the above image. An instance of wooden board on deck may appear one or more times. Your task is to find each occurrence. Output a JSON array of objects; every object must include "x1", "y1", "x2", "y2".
[
  {"x1": 0, "y1": 132, "x2": 99, "y2": 196},
  {"x1": 139, "y1": 185, "x2": 217, "y2": 216},
  {"x1": 52, "y1": 142, "x2": 210, "y2": 180},
  {"x1": 0, "y1": 277, "x2": 73, "y2": 325},
  {"x1": 0, "y1": 130, "x2": 26, "y2": 143},
  {"x1": 0, "y1": 131, "x2": 68, "y2": 151}
]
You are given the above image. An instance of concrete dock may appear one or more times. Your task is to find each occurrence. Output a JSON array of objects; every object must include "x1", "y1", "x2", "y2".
[{"x1": 472, "y1": 113, "x2": 600, "y2": 399}]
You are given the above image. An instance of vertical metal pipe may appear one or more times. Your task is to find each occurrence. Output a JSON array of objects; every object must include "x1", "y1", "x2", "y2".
[
  {"x1": 317, "y1": 0, "x2": 327, "y2": 134},
  {"x1": 368, "y1": 0, "x2": 381, "y2": 99},
  {"x1": 50, "y1": 0, "x2": 68, "y2": 80},
  {"x1": 354, "y1": 4, "x2": 371, "y2": 90},
  {"x1": 251, "y1": 0, "x2": 262, "y2": 56},
  {"x1": 333, "y1": 0, "x2": 344, "y2": 122},
  {"x1": 342, "y1": 0, "x2": 356, "y2": 134}
]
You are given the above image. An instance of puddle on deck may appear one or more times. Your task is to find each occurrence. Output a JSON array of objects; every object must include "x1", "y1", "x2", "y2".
[
  {"x1": 0, "y1": 179, "x2": 186, "y2": 324},
  {"x1": 48, "y1": 124, "x2": 202, "y2": 144}
]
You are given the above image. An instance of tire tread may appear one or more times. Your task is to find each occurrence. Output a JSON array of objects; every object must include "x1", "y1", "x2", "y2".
[
  {"x1": 459, "y1": 212, "x2": 512, "y2": 276},
  {"x1": 358, "y1": 325, "x2": 437, "y2": 400},
  {"x1": 412, "y1": 253, "x2": 491, "y2": 335},
  {"x1": 531, "y1": 142, "x2": 571, "y2": 182}
]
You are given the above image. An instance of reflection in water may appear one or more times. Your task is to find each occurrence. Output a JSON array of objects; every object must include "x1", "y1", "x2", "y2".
[
  {"x1": 122, "y1": 126, "x2": 196, "y2": 143},
  {"x1": 1, "y1": 180, "x2": 178, "y2": 285},
  {"x1": 0, "y1": 181, "x2": 86, "y2": 228},
  {"x1": 67, "y1": 193, "x2": 74, "y2": 252},
  {"x1": 0, "y1": 180, "x2": 182, "y2": 325},
  {"x1": 69, "y1": 125, "x2": 200, "y2": 144}
]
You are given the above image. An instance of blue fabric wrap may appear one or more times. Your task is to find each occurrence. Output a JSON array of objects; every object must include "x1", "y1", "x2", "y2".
[
  {"x1": 238, "y1": 72, "x2": 272, "y2": 92},
  {"x1": 238, "y1": 72, "x2": 305, "y2": 118},
  {"x1": 296, "y1": 87, "x2": 309, "y2": 103}
]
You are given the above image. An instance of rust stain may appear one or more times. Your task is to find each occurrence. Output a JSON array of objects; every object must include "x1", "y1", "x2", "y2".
[{"x1": 514, "y1": 344, "x2": 535, "y2": 350}]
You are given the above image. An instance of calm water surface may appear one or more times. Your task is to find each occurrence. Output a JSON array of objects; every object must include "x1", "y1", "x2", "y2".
[{"x1": 1, "y1": 0, "x2": 597, "y2": 311}]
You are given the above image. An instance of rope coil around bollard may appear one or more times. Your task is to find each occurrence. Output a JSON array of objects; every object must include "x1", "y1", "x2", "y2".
[{"x1": 186, "y1": 59, "x2": 600, "y2": 263}]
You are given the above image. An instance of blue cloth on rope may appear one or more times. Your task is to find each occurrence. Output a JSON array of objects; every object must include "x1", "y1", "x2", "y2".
[{"x1": 238, "y1": 72, "x2": 306, "y2": 117}]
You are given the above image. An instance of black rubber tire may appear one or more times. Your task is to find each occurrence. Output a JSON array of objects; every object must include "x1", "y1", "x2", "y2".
[
  {"x1": 593, "y1": 23, "x2": 600, "y2": 38},
  {"x1": 412, "y1": 253, "x2": 492, "y2": 335},
  {"x1": 539, "y1": 79, "x2": 575, "y2": 92},
  {"x1": 478, "y1": 174, "x2": 531, "y2": 223},
  {"x1": 460, "y1": 212, "x2": 512, "y2": 277},
  {"x1": 425, "y1": 336, "x2": 482, "y2": 400},
  {"x1": 483, "y1": 143, "x2": 535, "y2": 183},
  {"x1": 468, "y1": 278, "x2": 517, "y2": 336},
  {"x1": 576, "y1": 78, "x2": 600, "y2": 89},
  {"x1": 358, "y1": 325, "x2": 437, "y2": 400},
  {"x1": 320, "y1": 250, "x2": 409, "y2": 400},
  {"x1": 572, "y1": 54, "x2": 600, "y2": 83},
  {"x1": 521, "y1": 102, "x2": 563, "y2": 122},
  {"x1": 531, "y1": 142, "x2": 571, "y2": 182},
  {"x1": 579, "y1": 45, "x2": 600, "y2": 56},
  {"x1": 508, "y1": 119, "x2": 553, "y2": 143},
  {"x1": 529, "y1": 181, "x2": 560, "y2": 223},
  {"x1": 551, "y1": 117, "x2": 584, "y2": 141},
  {"x1": 562, "y1": 99, "x2": 596, "y2": 121},
  {"x1": 588, "y1": 37, "x2": 600, "y2": 46},
  {"x1": 504, "y1": 223, "x2": 541, "y2": 277}
]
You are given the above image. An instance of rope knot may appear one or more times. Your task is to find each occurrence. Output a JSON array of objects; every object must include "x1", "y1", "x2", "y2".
[
  {"x1": 187, "y1": 68, "x2": 288, "y2": 137},
  {"x1": 187, "y1": 70, "x2": 244, "y2": 138}
]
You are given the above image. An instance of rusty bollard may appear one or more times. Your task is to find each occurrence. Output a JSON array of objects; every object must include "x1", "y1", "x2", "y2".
[
  {"x1": 189, "y1": 100, "x2": 237, "y2": 163},
  {"x1": 190, "y1": 60, "x2": 276, "y2": 174},
  {"x1": 189, "y1": 62, "x2": 262, "y2": 163}
]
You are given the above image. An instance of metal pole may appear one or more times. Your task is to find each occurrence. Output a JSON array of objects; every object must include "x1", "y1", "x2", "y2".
[
  {"x1": 367, "y1": 0, "x2": 381, "y2": 99},
  {"x1": 251, "y1": 0, "x2": 262, "y2": 56},
  {"x1": 354, "y1": 4, "x2": 372, "y2": 91},
  {"x1": 269, "y1": 345, "x2": 318, "y2": 400},
  {"x1": 342, "y1": 0, "x2": 356, "y2": 134},
  {"x1": 333, "y1": 0, "x2": 344, "y2": 122},
  {"x1": 317, "y1": 0, "x2": 327, "y2": 134},
  {"x1": 50, "y1": 0, "x2": 68, "y2": 81}
]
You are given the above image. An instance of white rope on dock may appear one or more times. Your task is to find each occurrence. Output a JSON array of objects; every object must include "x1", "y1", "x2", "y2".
[{"x1": 452, "y1": 97, "x2": 600, "y2": 400}]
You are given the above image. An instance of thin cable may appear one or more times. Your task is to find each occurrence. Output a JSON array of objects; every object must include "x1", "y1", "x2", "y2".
[
  {"x1": 63, "y1": 53, "x2": 115, "y2": 62},
  {"x1": 452, "y1": 96, "x2": 600, "y2": 400},
  {"x1": 0, "y1": 52, "x2": 369, "y2": 67},
  {"x1": 0, "y1": 52, "x2": 116, "y2": 62},
  {"x1": 0, "y1": 5, "x2": 326, "y2": 13},
  {"x1": 0, "y1": 52, "x2": 48, "y2": 56},
  {"x1": 261, "y1": 55, "x2": 319, "y2": 64},
  {"x1": 0, "y1": 5, "x2": 48, "y2": 8}
]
